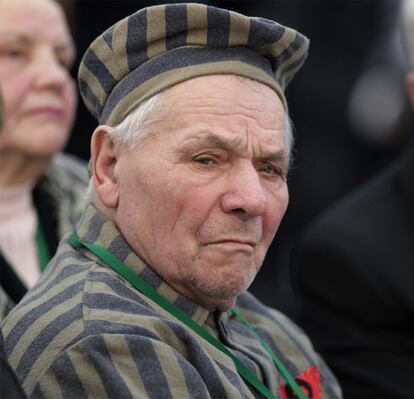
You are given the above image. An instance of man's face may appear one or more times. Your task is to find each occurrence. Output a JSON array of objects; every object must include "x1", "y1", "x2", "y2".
[{"x1": 115, "y1": 75, "x2": 289, "y2": 311}]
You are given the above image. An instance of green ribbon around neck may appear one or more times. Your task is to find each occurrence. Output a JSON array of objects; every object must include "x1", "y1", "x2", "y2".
[
  {"x1": 36, "y1": 221, "x2": 51, "y2": 272},
  {"x1": 70, "y1": 232, "x2": 309, "y2": 399}
]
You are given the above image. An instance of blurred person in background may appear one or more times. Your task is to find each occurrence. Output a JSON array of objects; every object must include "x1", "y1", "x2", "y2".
[
  {"x1": 0, "y1": 0, "x2": 88, "y2": 320},
  {"x1": 0, "y1": 86, "x2": 27, "y2": 399},
  {"x1": 291, "y1": 1, "x2": 414, "y2": 397}
]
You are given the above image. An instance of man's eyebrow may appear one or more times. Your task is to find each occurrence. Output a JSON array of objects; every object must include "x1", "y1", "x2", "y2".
[
  {"x1": 256, "y1": 150, "x2": 289, "y2": 164},
  {"x1": 178, "y1": 132, "x2": 289, "y2": 163},
  {"x1": 177, "y1": 133, "x2": 251, "y2": 157},
  {"x1": 185, "y1": 133, "x2": 240, "y2": 150}
]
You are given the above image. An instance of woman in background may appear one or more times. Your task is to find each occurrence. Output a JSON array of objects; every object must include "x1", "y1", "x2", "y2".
[{"x1": 0, "y1": 0, "x2": 88, "y2": 319}]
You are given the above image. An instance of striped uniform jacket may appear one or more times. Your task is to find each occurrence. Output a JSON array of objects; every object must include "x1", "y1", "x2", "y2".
[{"x1": 1, "y1": 204, "x2": 342, "y2": 398}]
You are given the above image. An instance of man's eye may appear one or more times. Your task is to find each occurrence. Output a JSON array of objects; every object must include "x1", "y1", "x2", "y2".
[
  {"x1": 259, "y1": 164, "x2": 278, "y2": 175},
  {"x1": 194, "y1": 156, "x2": 216, "y2": 166}
]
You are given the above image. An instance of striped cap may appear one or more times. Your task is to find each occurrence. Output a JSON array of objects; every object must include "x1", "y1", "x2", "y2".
[{"x1": 78, "y1": 3, "x2": 309, "y2": 126}]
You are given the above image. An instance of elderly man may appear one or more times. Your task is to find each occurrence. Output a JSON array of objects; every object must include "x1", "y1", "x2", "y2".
[{"x1": 2, "y1": 4, "x2": 341, "y2": 398}]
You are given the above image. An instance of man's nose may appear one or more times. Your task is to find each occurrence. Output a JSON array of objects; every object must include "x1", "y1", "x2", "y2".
[
  {"x1": 32, "y1": 50, "x2": 69, "y2": 91},
  {"x1": 220, "y1": 163, "x2": 267, "y2": 218}
]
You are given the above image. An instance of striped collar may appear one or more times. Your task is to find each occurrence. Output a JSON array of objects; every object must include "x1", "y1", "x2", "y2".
[{"x1": 75, "y1": 203, "x2": 213, "y2": 326}]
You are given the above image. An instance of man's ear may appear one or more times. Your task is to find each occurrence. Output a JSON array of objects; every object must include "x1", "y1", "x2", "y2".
[
  {"x1": 91, "y1": 125, "x2": 119, "y2": 209},
  {"x1": 406, "y1": 71, "x2": 414, "y2": 109}
]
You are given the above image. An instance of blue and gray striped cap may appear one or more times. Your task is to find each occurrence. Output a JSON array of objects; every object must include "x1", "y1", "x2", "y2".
[{"x1": 78, "y1": 3, "x2": 309, "y2": 126}]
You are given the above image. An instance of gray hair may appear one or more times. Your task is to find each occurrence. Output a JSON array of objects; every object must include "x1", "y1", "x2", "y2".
[
  {"x1": 86, "y1": 93, "x2": 166, "y2": 203},
  {"x1": 108, "y1": 92, "x2": 165, "y2": 150}
]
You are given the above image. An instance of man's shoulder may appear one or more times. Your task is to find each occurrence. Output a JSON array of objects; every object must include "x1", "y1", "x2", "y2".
[
  {"x1": 1, "y1": 236, "x2": 91, "y2": 342},
  {"x1": 0, "y1": 237, "x2": 162, "y2": 394},
  {"x1": 1, "y1": 236, "x2": 161, "y2": 342},
  {"x1": 236, "y1": 292, "x2": 314, "y2": 353},
  {"x1": 0, "y1": 237, "x2": 90, "y2": 392},
  {"x1": 236, "y1": 292, "x2": 342, "y2": 398}
]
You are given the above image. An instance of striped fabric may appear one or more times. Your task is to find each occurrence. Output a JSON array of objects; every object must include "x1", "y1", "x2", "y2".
[
  {"x1": 78, "y1": 3, "x2": 309, "y2": 126},
  {"x1": 1, "y1": 204, "x2": 341, "y2": 398}
]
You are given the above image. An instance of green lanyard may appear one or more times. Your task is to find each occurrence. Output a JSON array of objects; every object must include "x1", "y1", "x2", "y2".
[
  {"x1": 36, "y1": 220, "x2": 51, "y2": 272},
  {"x1": 70, "y1": 232, "x2": 309, "y2": 399}
]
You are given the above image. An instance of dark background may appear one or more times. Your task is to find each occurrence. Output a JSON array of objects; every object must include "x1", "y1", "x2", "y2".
[{"x1": 63, "y1": 0, "x2": 413, "y2": 317}]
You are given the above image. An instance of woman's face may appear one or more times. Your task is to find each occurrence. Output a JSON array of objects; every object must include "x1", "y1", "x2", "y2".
[{"x1": 0, "y1": 0, "x2": 76, "y2": 157}]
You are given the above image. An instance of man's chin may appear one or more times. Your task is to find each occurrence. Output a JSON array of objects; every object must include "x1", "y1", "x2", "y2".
[
  {"x1": 189, "y1": 275, "x2": 254, "y2": 311},
  {"x1": 192, "y1": 292, "x2": 238, "y2": 312}
]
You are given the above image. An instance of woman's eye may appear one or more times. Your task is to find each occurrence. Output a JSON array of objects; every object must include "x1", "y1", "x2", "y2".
[
  {"x1": 56, "y1": 49, "x2": 75, "y2": 70},
  {"x1": 57, "y1": 58, "x2": 73, "y2": 71},
  {"x1": 1, "y1": 48, "x2": 24, "y2": 59}
]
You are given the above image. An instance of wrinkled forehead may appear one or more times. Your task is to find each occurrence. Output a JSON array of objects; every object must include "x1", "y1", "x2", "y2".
[
  {"x1": 143, "y1": 76, "x2": 287, "y2": 151},
  {"x1": 161, "y1": 74, "x2": 283, "y2": 115},
  {"x1": 158, "y1": 75, "x2": 286, "y2": 135}
]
